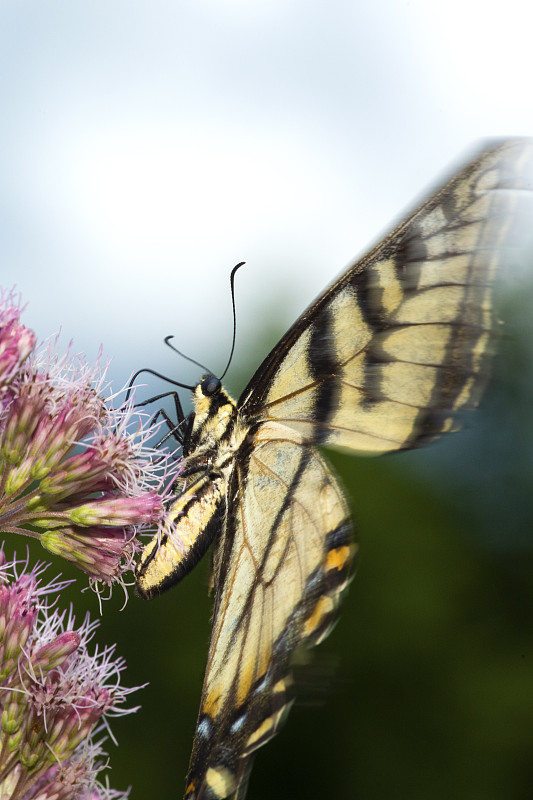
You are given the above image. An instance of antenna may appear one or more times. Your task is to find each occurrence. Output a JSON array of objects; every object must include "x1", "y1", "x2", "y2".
[
  {"x1": 164, "y1": 336, "x2": 213, "y2": 375},
  {"x1": 220, "y1": 261, "x2": 245, "y2": 380},
  {"x1": 125, "y1": 367, "x2": 195, "y2": 403},
  {"x1": 128, "y1": 261, "x2": 246, "y2": 402}
]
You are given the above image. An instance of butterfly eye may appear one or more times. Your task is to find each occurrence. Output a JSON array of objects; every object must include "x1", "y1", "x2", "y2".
[{"x1": 201, "y1": 376, "x2": 222, "y2": 396}]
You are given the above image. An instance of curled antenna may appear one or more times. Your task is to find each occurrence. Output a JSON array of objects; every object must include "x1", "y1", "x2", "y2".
[
  {"x1": 125, "y1": 367, "x2": 195, "y2": 403},
  {"x1": 220, "y1": 261, "x2": 245, "y2": 381},
  {"x1": 165, "y1": 335, "x2": 213, "y2": 375}
]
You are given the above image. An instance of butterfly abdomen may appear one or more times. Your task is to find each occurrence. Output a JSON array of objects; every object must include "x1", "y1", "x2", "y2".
[{"x1": 136, "y1": 385, "x2": 241, "y2": 599}]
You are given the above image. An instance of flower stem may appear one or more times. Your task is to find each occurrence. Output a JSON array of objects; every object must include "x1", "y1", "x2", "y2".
[{"x1": 0, "y1": 526, "x2": 41, "y2": 540}]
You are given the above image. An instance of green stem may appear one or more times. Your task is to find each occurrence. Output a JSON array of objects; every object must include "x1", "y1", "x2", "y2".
[{"x1": 0, "y1": 527, "x2": 41, "y2": 540}]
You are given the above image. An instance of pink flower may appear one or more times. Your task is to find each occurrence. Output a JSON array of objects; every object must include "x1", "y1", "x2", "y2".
[
  {"x1": 0, "y1": 289, "x2": 36, "y2": 411},
  {"x1": 0, "y1": 552, "x2": 137, "y2": 799},
  {"x1": 0, "y1": 316, "x2": 179, "y2": 589}
]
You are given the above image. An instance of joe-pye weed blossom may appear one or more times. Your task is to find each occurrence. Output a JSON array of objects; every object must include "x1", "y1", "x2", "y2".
[
  {"x1": 0, "y1": 552, "x2": 136, "y2": 799},
  {"x1": 0, "y1": 287, "x2": 178, "y2": 588},
  {"x1": 0, "y1": 288, "x2": 181, "y2": 798}
]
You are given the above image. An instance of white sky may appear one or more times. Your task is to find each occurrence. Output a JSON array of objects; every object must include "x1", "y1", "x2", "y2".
[{"x1": 1, "y1": 0, "x2": 532, "y2": 396}]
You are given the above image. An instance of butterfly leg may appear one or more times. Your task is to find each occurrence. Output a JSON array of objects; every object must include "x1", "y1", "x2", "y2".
[{"x1": 134, "y1": 390, "x2": 192, "y2": 450}]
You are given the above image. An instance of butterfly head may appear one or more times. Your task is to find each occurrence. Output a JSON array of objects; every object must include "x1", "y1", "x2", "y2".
[{"x1": 200, "y1": 375, "x2": 222, "y2": 397}]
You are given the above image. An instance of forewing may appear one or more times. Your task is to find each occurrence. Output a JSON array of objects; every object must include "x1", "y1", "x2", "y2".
[
  {"x1": 239, "y1": 139, "x2": 533, "y2": 453},
  {"x1": 184, "y1": 422, "x2": 356, "y2": 800}
]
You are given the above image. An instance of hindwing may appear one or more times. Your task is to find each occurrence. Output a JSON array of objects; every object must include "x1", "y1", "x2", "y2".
[{"x1": 184, "y1": 422, "x2": 355, "y2": 800}]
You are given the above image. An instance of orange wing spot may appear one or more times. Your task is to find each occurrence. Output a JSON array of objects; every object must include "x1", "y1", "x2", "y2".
[
  {"x1": 203, "y1": 687, "x2": 223, "y2": 718},
  {"x1": 325, "y1": 545, "x2": 352, "y2": 572},
  {"x1": 185, "y1": 780, "x2": 196, "y2": 796},
  {"x1": 273, "y1": 676, "x2": 292, "y2": 695},
  {"x1": 303, "y1": 595, "x2": 335, "y2": 637},
  {"x1": 237, "y1": 658, "x2": 257, "y2": 706}
]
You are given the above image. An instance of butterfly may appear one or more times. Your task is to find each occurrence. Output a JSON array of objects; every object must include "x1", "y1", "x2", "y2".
[{"x1": 135, "y1": 139, "x2": 532, "y2": 800}]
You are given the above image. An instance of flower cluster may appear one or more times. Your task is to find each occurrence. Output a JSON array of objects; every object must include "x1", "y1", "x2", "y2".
[
  {"x1": 0, "y1": 288, "x2": 178, "y2": 589},
  {"x1": 0, "y1": 552, "x2": 136, "y2": 800},
  {"x1": 0, "y1": 290, "x2": 36, "y2": 406}
]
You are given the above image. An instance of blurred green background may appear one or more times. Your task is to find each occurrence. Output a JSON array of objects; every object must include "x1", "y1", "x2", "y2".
[{"x1": 4, "y1": 281, "x2": 533, "y2": 800}]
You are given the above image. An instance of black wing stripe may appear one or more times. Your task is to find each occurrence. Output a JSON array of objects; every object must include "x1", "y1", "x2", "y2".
[{"x1": 307, "y1": 302, "x2": 339, "y2": 443}]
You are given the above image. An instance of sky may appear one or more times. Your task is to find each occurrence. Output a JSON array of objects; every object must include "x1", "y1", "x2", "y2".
[{"x1": 2, "y1": 0, "x2": 532, "y2": 398}]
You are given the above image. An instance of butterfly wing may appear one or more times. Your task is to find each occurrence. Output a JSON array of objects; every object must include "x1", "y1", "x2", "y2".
[
  {"x1": 239, "y1": 139, "x2": 533, "y2": 453},
  {"x1": 184, "y1": 422, "x2": 355, "y2": 800}
]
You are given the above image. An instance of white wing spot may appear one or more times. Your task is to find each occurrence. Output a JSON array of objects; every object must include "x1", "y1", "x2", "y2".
[
  {"x1": 230, "y1": 714, "x2": 246, "y2": 734},
  {"x1": 197, "y1": 717, "x2": 212, "y2": 739}
]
